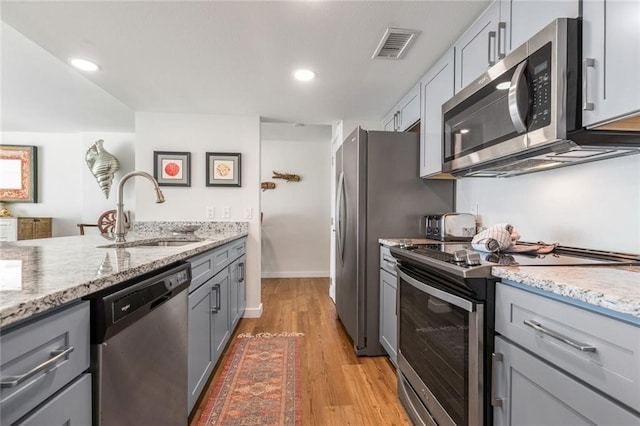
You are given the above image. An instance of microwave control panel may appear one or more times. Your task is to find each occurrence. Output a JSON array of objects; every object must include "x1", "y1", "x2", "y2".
[{"x1": 529, "y1": 42, "x2": 552, "y2": 131}]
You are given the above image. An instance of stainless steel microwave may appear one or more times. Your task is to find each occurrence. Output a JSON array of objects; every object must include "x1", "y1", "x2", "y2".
[{"x1": 442, "y1": 18, "x2": 640, "y2": 178}]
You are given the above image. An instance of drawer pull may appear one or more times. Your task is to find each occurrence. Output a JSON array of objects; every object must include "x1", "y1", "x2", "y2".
[
  {"x1": 524, "y1": 320, "x2": 596, "y2": 352},
  {"x1": 0, "y1": 346, "x2": 75, "y2": 388}
]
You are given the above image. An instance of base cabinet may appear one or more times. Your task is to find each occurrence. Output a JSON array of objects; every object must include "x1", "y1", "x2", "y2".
[
  {"x1": 493, "y1": 336, "x2": 639, "y2": 425},
  {"x1": 379, "y1": 268, "x2": 397, "y2": 365},
  {"x1": 379, "y1": 246, "x2": 398, "y2": 365},
  {"x1": 229, "y1": 255, "x2": 247, "y2": 329},
  {"x1": 494, "y1": 283, "x2": 640, "y2": 425},
  {"x1": 0, "y1": 302, "x2": 90, "y2": 426},
  {"x1": 187, "y1": 237, "x2": 247, "y2": 414}
]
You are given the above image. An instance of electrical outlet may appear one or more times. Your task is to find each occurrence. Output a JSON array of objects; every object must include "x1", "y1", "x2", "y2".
[
  {"x1": 243, "y1": 208, "x2": 252, "y2": 219},
  {"x1": 206, "y1": 206, "x2": 214, "y2": 219},
  {"x1": 222, "y1": 207, "x2": 231, "y2": 219},
  {"x1": 471, "y1": 203, "x2": 479, "y2": 216}
]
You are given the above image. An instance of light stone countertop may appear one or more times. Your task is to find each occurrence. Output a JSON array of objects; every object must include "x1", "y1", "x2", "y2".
[
  {"x1": 380, "y1": 237, "x2": 640, "y2": 321},
  {"x1": 492, "y1": 265, "x2": 640, "y2": 320},
  {"x1": 0, "y1": 222, "x2": 248, "y2": 328}
]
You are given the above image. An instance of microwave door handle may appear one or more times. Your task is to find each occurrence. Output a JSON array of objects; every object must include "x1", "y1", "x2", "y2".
[{"x1": 508, "y1": 60, "x2": 528, "y2": 133}]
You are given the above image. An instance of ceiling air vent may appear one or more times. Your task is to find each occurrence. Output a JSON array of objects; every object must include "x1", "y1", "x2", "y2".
[{"x1": 371, "y1": 27, "x2": 420, "y2": 59}]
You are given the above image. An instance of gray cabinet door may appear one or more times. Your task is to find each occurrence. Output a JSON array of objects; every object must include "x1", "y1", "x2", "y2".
[
  {"x1": 211, "y1": 268, "x2": 231, "y2": 361},
  {"x1": 18, "y1": 374, "x2": 92, "y2": 426},
  {"x1": 420, "y1": 48, "x2": 454, "y2": 177},
  {"x1": 493, "y1": 336, "x2": 640, "y2": 426},
  {"x1": 379, "y1": 268, "x2": 397, "y2": 365},
  {"x1": 237, "y1": 255, "x2": 247, "y2": 321},
  {"x1": 454, "y1": 1, "x2": 500, "y2": 93},
  {"x1": 583, "y1": 0, "x2": 640, "y2": 126},
  {"x1": 509, "y1": 0, "x2": 578, "y2": 52},
  {"x1": 397, "y1": 84, "x2": 420, "y2": 132},
  {"x1": 229, "y1": 255, "x2": 248, "y2": 329},
  {"x1": 187, "y1": 281, "x2": 214, "y2": 413}
]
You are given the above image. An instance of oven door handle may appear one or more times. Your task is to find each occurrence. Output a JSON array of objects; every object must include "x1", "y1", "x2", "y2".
[{"x1": 398, "y1": 269, "x2": 475, "y2": 312}]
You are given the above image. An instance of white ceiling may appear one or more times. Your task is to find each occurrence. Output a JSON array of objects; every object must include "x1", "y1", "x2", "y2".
[{"x1": 1, "y1": 1, "x2": 490, "y2": 132}]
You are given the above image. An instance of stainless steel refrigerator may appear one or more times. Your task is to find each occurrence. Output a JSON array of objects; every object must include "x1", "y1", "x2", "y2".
[{"x1": 334, "y1": 126, "x2": 454, "y2": 356}]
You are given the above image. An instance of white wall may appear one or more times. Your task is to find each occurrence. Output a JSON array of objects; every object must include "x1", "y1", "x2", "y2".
[
  {"x1": 1, "y1": 132, "x2": 135, "y2": 237},
  {"x1": 134, "y1": 112, "x2": 263, "y2": 317},
  {"x1": 456, "y1": 155, "x2": 640, "y2": 253},
  {"x1": 261, "y1": 123, "x2": 332, "y2": 278}
]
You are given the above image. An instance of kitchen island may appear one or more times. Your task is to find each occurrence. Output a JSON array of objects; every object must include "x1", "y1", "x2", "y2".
[{"x1": 0, "y1": 222, "x2": 248, "y2": 328}]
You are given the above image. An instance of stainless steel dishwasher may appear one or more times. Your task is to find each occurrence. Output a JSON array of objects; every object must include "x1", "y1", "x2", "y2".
[{"x1": 88, "y1": 262, "x2": 191, "y2": 426}]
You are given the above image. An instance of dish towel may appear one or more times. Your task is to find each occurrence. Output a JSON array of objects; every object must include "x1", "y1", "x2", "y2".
[{"x1": 471, "y1": 223, "x2": 520, "y2": 253}]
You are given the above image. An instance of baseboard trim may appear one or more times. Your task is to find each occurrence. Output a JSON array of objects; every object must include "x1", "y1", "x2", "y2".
[
  {"x1": 261, "y1": 271, "x2": 329, "y2": 278},
  {"x1": 242, "y1": 303, "x2": 263, "y2": 318}
]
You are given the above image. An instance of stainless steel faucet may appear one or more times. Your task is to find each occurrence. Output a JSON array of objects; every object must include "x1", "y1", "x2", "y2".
[{"x1": 114, "y1": 171, "x2": 165, "y2": 243}]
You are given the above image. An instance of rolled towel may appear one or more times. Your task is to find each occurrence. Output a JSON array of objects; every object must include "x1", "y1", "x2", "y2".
[{"x1": 472, "y1": 223, "x2": 516, "y2": 253}]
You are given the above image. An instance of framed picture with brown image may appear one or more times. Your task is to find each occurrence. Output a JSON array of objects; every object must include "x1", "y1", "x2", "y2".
[
  {"x1": 153, "y1": 151, "x2": 191, "y2": 187},
  {"x1": 206, "y1": 152, "x2": 241, "y2": 187}
]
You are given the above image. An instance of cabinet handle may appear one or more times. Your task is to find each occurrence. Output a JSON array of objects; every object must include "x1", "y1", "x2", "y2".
[
  {"x1": 211, "y1": 284, "x2": 221, "y2": 313},
  {"x1": 582, "y1": 58, "x2": 595, "y2": 111},
  {"x1": 0, "y1": 346, "x2": 74, "y2": 388},
  {"x1": 488, "y1": 31, "x2": 497, "y2": 66},
  {"x1": 497, "y1": 22, "x2": 507, "y2": 59},
  {"x1": 491, "y1": 352, "x2": 503, "y2": 407},
  {"x1": 239, "y1": 262, "x2": 245, "y2": 282},
  {"x1": 523, "y1": 320, "x2": 597, "y2": 352}
]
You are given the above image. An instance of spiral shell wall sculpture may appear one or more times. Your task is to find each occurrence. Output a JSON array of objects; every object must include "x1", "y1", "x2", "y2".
[{"x1": 86, "y1": 139, "x2": 120, "y2": 198}]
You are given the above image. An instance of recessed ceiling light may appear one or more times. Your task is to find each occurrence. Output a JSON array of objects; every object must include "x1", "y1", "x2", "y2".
[
  {"x1": 69, "y1": 58, "x2": 100, "y2": 72},
  {"x1": 460, "y1": 129, "x2": 470, "y2": 134},
  {"x1": 293, "y1": 69, "x2": 315, "y2": 81},
  {"x1": 496, "y1": 81, "x2": 510, "y2": 90}
]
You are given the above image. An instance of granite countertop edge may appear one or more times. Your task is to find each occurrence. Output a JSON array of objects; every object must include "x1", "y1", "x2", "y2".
[
  {"x1": 0, "y1": 229, "x2": 248, "y2": 328},
  {"x1": 492, "y1": 265, "x2": 640, "y2": 320}
]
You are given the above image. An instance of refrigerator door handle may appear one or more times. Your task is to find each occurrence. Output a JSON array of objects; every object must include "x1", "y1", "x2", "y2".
[{"x1": 336, "y1": 172, "x2": 346, "y2": 264}]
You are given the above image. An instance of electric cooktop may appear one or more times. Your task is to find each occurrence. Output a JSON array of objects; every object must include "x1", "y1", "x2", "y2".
[{"x1": 391, "y1": 242, "x2": 640, "y2": 278}]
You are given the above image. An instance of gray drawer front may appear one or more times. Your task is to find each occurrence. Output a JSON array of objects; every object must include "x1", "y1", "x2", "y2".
[
  {"x1": 189, "y1": 237, "x2": 247, "y2": 293},
  {"x1": 188, "y1": 250, "x2": 216, "y2": 293},
  {"x1": 1, "y1": 302, "x2": 90, "y2": 426},
  {"x1": 213, "y1": 238, "x2": 246, "y2": 274},
  {"x1": 17, "y1": 373, "x2": 91, "y2": 426},
  {"x1": 496, "y1": 283, "x2": 640, "y2": 412}
]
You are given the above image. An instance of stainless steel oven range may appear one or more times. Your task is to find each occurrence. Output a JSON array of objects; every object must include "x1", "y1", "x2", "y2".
[{"x1": 390, "y1": 243, "x2": 639, "y2": 426}]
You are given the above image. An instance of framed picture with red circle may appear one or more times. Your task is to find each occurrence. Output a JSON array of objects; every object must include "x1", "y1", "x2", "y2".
[{"x1": 153, "y1": 151, "x2": 191, "y2": 187}]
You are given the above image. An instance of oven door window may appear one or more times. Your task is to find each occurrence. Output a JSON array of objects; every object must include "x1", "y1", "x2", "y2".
[{"x1": 399, "y1": 269, "x2": 482, "y2": 426}]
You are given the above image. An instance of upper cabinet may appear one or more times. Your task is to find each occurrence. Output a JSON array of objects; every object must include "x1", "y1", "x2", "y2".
[
  {"x1": 509, "y1": 1, "x2": 578, "y2": 51},
  {"x1": 582, "y1": 0, "x2": 640, "y2": 127},
  {"x1": 454, "y1": 0, "x2": 580, "y2": 94},
  {"x1": 382, "y1": 83, "x2": 420, "y2": 132},
  {"x1": 420, "y1": 48, "x2": 455, "y2": 178},
  {"x1": 454, "y1": 0, "x2": 507, "y2": 93}
]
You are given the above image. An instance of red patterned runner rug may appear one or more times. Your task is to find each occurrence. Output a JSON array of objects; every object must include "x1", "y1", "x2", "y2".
[{"x1": 197, "y1": 332, "x2": 304, "y2": 426}]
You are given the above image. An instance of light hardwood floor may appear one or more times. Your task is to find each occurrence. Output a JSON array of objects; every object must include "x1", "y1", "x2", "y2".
[{"x1": 189, "y1": 277, "x2": 411, "y2": 425}]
